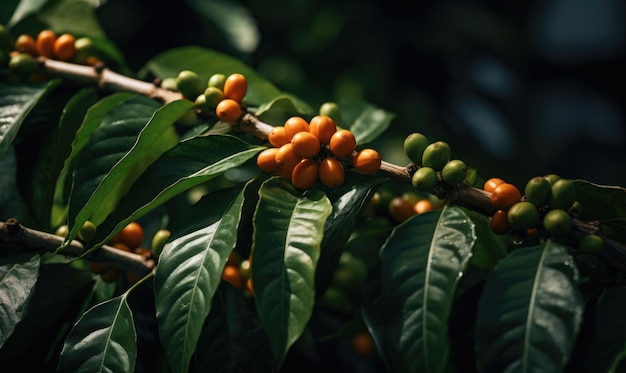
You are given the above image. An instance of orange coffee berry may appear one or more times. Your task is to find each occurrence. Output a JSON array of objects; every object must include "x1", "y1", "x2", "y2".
[
  {"x1": 414, "y1": 199, "x2": 434, "y2": 214},
  {"x1": 215, "y1": 98, "x2": 242, "y2": 123},
  {"x1": 118, "y1": 222, "x2": 144, "y2": 249},
  {"x1": 291, "y1": 131, "x2": 321, "y2": 158},
  {"x1": 329, "y1": 129, "x2": 357, "y2": 157},
  {"x1": 291, "y1": 159, "x2": 319, "y2": 190},
  {"x1": 222, "y1": 265, "x2": 244, "y2": 289},
  {"x1": 15, "y1": 34, "x2": 37, "y2": 56},
  {"x1": 268, "y1": 126, "x2": 289, "y2": 147},
  {"x1": 490, "y1": 209, "x2": 512, "y2": 235},
  {"x1": 389, "y1": 196, "x2": 417, "y2": 223},
  {"x1": 309, "y1": 115, "x2": 337, "y2": 145},
  {"x1": 351, "y1": 331, "x2": 376, "y2": 357},
  {"x1": 276, "y1": 165, "x2": 294, "y2": 181},
  {"x1": 490, "y1": 183, "x2": 522, "y2": 210},
  {"x1": 318, "y1": 157, "x2": 345, "y2": 188},
  {"x1": 256, "y1": 148, "x2": 280, "y2": 172},
  {"x1": 53, "y1": 33, "x2": 76, "y2": 61},
  {"x1": 484, "y1": 177, "x2": 506, "y2": 193},
  {"x1": 223, "y1": 73, "x2": 247, "y2": 102},
  {"x1": 275, "y1": 143, "x2": 302, "y2": 169},
  {"x1": 36, "y1": 30, "x2": 57, "y2": 58},
  {"x1": 353, "y1": 148, "x2": 381, "y2": 175},
  {"x1": 283, "y1": 116, "x2": 309, "y2": 140}
]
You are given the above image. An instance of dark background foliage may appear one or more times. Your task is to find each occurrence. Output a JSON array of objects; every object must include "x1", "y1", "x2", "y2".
[{"x1": 94, "y1": 0, "x2": 626, "y2": 189}]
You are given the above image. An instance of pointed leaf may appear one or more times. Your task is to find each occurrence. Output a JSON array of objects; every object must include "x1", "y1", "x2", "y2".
[
  {"x1": 0, "y1": 253, "x2": 40, "y2": 349},
  {"x1": 87, "y1": 135, "x2": 263, "y2": 252},
  {"x1": 475, "y1": 240, "x2": 584, "y2": 372},
  {"x1": 57, "y1": 294, "x2": 136, "y2": 373},
  {"x1": 154, "y1": 186, "x2": 245, "y2": 373},
  {"x1": 574, "y1": 179, "x2": 626, "y2": 239},
  {"x1": 251, "y1": 177, "x2": 332, "y2": 367},
  {"x1": 362, "y1": 206, "x2": 476, "y2": 373},
  {"x1": 0, "y1": 80, "x2": 59, "y2": 159},
  {"x1": 255, "y1": 95, "x2": 314, "y2": 124},
  {"x1": 339, "y1": 99, "x2": 394, "y2": 145}
]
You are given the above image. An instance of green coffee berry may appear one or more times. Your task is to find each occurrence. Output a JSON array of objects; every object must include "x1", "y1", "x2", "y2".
[
  {"x1": 507, "y1": 201, "x2": 540, "y2": 230},
  {"x1": 161, "y1": 77, "x2": 178, "y2": 91},
  {"x1": 403, "y1": 132, "x2": 430, "y2": 165},
  {"x1": 441, "y1": 159, "x2": 467, "y2": 185},
  {"x1": 204, "y1": 86, "x2": 225, "y2": 107},
  {"x1": 524, "y1": 176, "x2": 551, "y2": 207},
  {"x1": 55, "y1": 224, "x2": 69, "y2": 238},
  {"x1": 543, "y1": 209, "x2": 572, "y2": 238},
  {"x1": 9, "y1": 53, "x2": 37, "y2": 75},
  {"x1": 151, "y1": 229, "x2": 171, "y2": 257},
  {"x1": 578, "y1": 234, "x2": 603, "y2": 254},
  {"x1": 208, "y1": 73, "x2": 226, "y2": 91},
  {"x1": 549, "y1": 178, "x2": 577, "y2": 210},
  {"x1": 73, "y1": 37, "x2": 94, "y2": 62},
  {"x1": 319, "y1": 102, "x2": 342, "y2": 126},
  {"x1": 176, "y1": 109, "x2": 199, "y2": 127},
  {"x1": 421, "y1": 141, "x2": 451, "y2": 171},
  {"x1": 78, "y1": 221, "x2": 97, "y2": 242},
  {"x1": 176, "y1": 70, "x2": 204, "y2": 100},
  {"x1": 412, "y1": 166, "x2": 438, "y2": 192},
  {"x1": 194, "y1": 94, "x2": 212, "y2": 111},
  {"x1": 543, "y1": 173, "x2": 561, "y2": 186}
]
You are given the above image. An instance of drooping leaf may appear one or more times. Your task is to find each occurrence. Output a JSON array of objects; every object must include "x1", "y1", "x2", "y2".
[
  {"x1": 0, "y1": 253, "x2": 40, "y2": 349},
  {"x1": 154, "y1": 186, "x2": 245, "y2": 373},
  {"x1": 255, "y1": 95, "x2": 314, "y2": 125},
  {"x1": 338, "y1": 99, "x2": 394, "y2": 145},
  {"x1": 65, "y1": 96, "x2": 189, "y2": 247},
  {"x1": 139, "y1": 46, "x2": 282, "y2": 106},
  {"x1": 361, "y1": 205, "x2": 476, "y2": 373},
  {"x1": 193, "y1": 282, "x2": 273, "y2": 373},
  {"x1": 0, "y1": 80, "x2": 59, "y2": 159},
  {"x1": 574, "y1": 180, "x2": 626, "y2": 240},
  {"x1": 86, "y1": 134, "x2": 263, "y2": 252},
  {"x1": 475, "y1": 240, "x2": 583, "y2": 372},
  {"x1": 57, "y1": 294, "x2": 137, "y2": 373},
  {"x1": 251, "y1": 177, "x2": 332, "y2": 368}
]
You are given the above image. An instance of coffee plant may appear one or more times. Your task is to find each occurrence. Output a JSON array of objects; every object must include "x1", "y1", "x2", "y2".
[{"x1": 1, "y1": 2, "x2": 625, "y2": 373}]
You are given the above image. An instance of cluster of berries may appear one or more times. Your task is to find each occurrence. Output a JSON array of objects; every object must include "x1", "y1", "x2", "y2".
[
  {"x1": 220, "y1": 251, "x2": 254, "y2": 297},
  {"x1": 1, "y1": 25, "x2": 97, "y2": 77},
  {"x1": 403, "y1": 132, "x2": 469, "y2": 193},
  {"x1": 163, "y1": 70, "x2": 247, "y2": 126},
  {"x1": 486, "y1": 174, "x2": 603, "y2": 253},
  {"x1": 255, "y1": 114, "x2": 382, "y2": 190}
]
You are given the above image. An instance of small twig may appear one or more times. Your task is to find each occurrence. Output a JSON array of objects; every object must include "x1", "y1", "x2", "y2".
[{"x1": 0, "y1": 219, "x2": 154, "y2": 275}]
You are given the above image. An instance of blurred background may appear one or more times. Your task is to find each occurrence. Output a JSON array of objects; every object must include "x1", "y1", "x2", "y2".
[{"x1": 98, "y1": 0, "x2": 625, "y2": 188}]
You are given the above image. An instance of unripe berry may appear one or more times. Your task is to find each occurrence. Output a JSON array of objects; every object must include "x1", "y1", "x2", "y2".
[
  {"x1": 421, "y1": 141, "x2": 451, "y2": 171},
  {"x1": 507, "y1": 201, "x2": 540, "y2": 231},
  {"x1": 9, "y1": 53, "x2": 37, "y2": 75},
  {"x1": 78, "y1": 221, "x2": 97, "y2": 242},
  {"x1": 543, "y1": 209, "x2": 572, "y2": 238},
  {"x1": 524, "y1": 176, "x2": 551, "y2": 207},
  {"x1": 412, "y1": 166, "x2": 437, "y2": 193},
  {"x1": 403, "y1": 132, "x2": 429, "y2": 165},
  {"x1": 319, "y1": 102, "x2": 342, "y2": 126},
  {"x1": 176, "y1": 70, "x2": 204, "y2": 100},
  {"x1": 73, "y1": 37, "x2": 94, "y2": 63},
  {"x1": 549, "y1": 179, "x2": 577, "y2": 210},
  {"x1": 578, "y1": 234, "x2": 603, "y2": 254},
  {"x1": 441, "y1": 159, "x2": 467, "y2": 185}
]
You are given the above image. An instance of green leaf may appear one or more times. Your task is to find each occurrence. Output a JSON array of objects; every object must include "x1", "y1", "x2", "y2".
[
  {"x1": 574, "y1": 179, "x2": 626, "y2": 240},
  {"x1": 339, "y1": 99, "x2": 394, "y2": 145},
  {"x1": 255, "y1": 95, "x2": 314, "y2": 125},
  {"x1": 154, "y1": 186, "x2": 245, "y2": 373},
  {"x1": 66, "y1": 96, "x2": 189, "y2": 247},
  {"x1": 87, "y1": 135, "x2": 262, "y2": 252},
  {"x1": 475, "y1": 240, "x2": 583, "y2": 372},
  {"x1": 57, "y1": 294, "x2": 136, "y2": 373},
  {"x1": 139, "y1": 46, "x2": 282, "y2": 105},
  {"x1": 0, "y1": 80, "x2": 59, "y2": 160},
  {"x1": 362, "y1": 205, "x2": 476, "y2": 373},
  {"x1": 38, "y1": 0, "x2": 106, "y2": 38},
  {"x1": 251, "y1": 177, "x2": 332, "y2": 367},
  {"x1": 0, "y1": 253, "x2": 40, "y2": 349},
  {"x1": 0, "y1": 146, "x2": 35, "y2": 225}
]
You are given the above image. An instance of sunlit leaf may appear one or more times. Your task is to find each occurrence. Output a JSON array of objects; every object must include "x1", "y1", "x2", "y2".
[
  {"x1": 338, "y1": 99, "x2": 394, "y2": 145},
  {"x1": 251, "y1": 177, "x2": 332, "y2": 367},
  {"x1": 362, "y1": 206, "x2": 476, "y2": 373},
  {"x1": 475, "y1": 240, "x2": 583, "y2": 372},
  {"x1": 0, "y1": 253, "x2": 40, "y2": 349},
  {"x1": 57, "y1": 294, "x2": 136, "y2": 373},
  {"x1": 154, "y1": 186, "x2": 245, "y2": 373}
]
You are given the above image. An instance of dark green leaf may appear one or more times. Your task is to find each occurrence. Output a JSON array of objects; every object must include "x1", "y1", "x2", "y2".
[
  {"x1": 362, "y1": 205, "x2": 476, "y2": 373},
  {"x1": 140, "y1": 46, "x2": 282, "y2": 105},
  {"x1": 574, "y1": 180, "x2": 626, "y2": 240},
  {"x1": 0, "y1": 146, "x2": 34, "y2": 224},
  {"x1": 255, "y1": 95, "x2": 314, "y2": 125},
  {"x1": 251, "y1": 177, "x2": 332, "y2": 367},
  {"x1": 57, "y1": 294, "x2": 136, "y2": 373},
  {"x1": 338, "y1": 99, "x2": 394, "y2": 145},
  {"x1": 0, "y1": 253, "x2": 40, "y2": 349},
  {"x1": 0, "y1": 80, "x2": 59, "y2": 159},
  {"x1": 38, "y1": 0, "x2": 106, "y2": 38},
  {"x1": 475, "y1": 240, "x2": 583, "y2": 372},
  {"x1": 86, "y1": 134, "x2": 262, "y2": 252},
  {"x1": 154, "y1": 186, "x2": 245, "y2": 373}
]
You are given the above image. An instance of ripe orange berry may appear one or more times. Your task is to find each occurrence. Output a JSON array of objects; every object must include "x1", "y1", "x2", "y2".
[
  {"x1": 329, "y1": 129, "x2": 357, "y2": 157},
  {"x1": 283, "y1": 116, "x2": 309, "y2": 140},
  {"x1": 268, "y1": 126, "x2": 289, "y2": 147},
  {"x1": 309, "y1": 115, "x2": 337, "y2": 144},
  {"x1": 215, "y1": 98, "x2": 242, "y2": 123},
  {"x1": 53, "y1": 33, "x2": 76, "y2": 61},
  {"x1": 484, "y1": 177, "x2": 506, "y2": 193},
  {"x1": 353, "y1": 148, "x2": 381, "y2": 175},
  {"x1": 112, "y1": 242, "x2": 132, "y2": 253},
  {"x1": 118, "y1": 222, "x2": 144, "y2": 250},
  {"x1": 291, "y1": 159, "x2": 319, "y2": 190},
  {"x1": 490, "y1": 209, "x2": 512, "y2": 235},
  {"x1": 490, "y1": 183, "x2": 521, "y2": 210},
  {"x1": 222, "y1": 265, "x2": 244, "y2": 289},
  {"x1": 351, "y1": 331, "x2": 375, "y2": 357},
  {"x1": 36, "y1": 30, "x2": 57, "y2": 58},
  {"x1": 318, "y1": 157, "x2": 345, "y2": 188},
  {"x1": 245, "y1": 277, "x2": 255, "y2": 297},
  {"x1": 275, "y1": 143, "x2": 303, "y2": 169},
  {"x1": 414, "y1": 198, "x2": 434, "y2": 214},
  {"x1": 389, "y1": 196, "x2": 416, "y2": 223},
  {"x1": 15, "y1": 34, "x2": 37, "y2": 56},
  {"x1": 256, "y1": 148, "x2": 280, "y2": 172},
  {"x1": 291, "y1": 131, "x2": 321, "y2": 158},
  {"x1": 223, "y1": 73, "x2": 247, "y2": 102}
]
